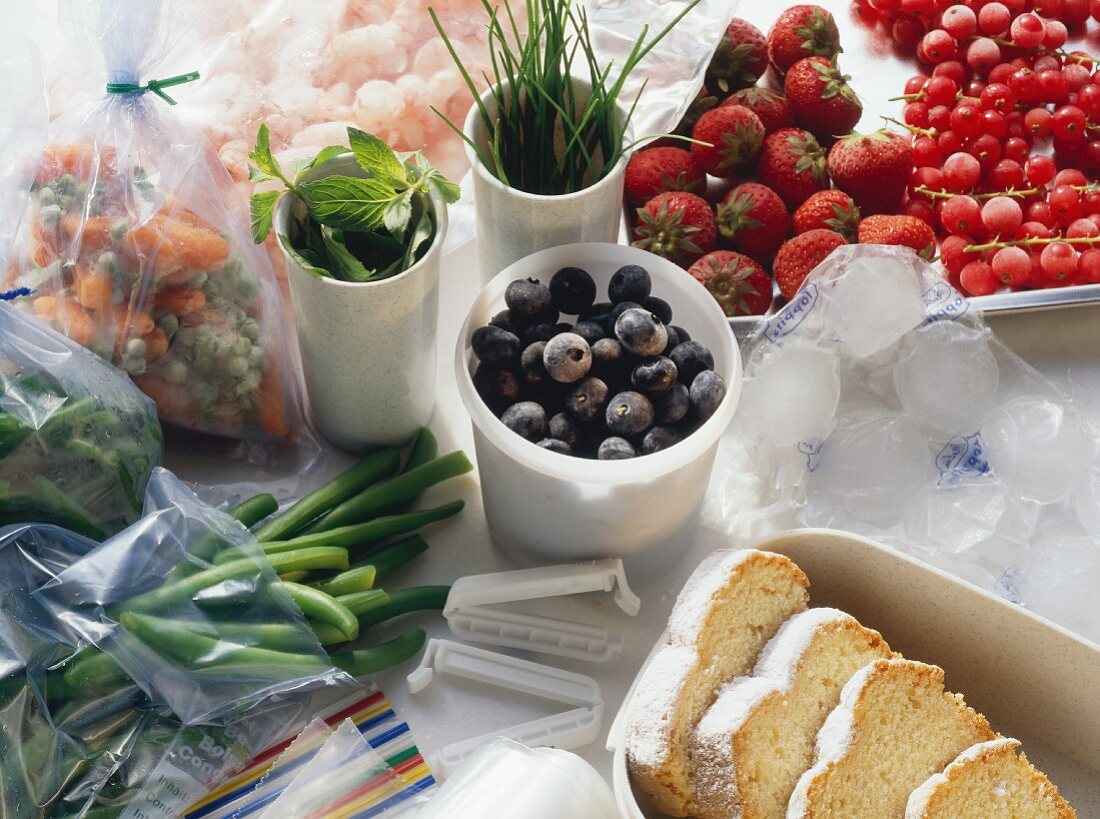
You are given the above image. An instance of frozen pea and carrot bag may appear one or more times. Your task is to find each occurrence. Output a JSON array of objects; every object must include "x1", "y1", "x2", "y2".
[{"x1": 10, "y1": 0, "x2": 307, "y2": 444}]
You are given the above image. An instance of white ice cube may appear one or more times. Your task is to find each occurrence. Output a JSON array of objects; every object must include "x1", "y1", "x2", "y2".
[
  {"x1": 821, "y1": 256, "x2": 927, "y2": 358},
  {"x1": 1006, "y1": 534, "x2": 1100, "y2": 643},
  {"x1": 738, "y1": 342, "x2": 841, "y2": 447},
  {"x1": 981, "y1": 396, "x2": 1098, "y2": 505},
  {"x1": 894, "y1": 321, "x2": 1000, "y2": 435}
]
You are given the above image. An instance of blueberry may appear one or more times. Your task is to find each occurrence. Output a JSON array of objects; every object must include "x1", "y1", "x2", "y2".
[
  {"x1": 473, "y1": 365, "x2": 520, "y2": 412},
  {"x1": 615, "y1": 308, "x2": 668, "y2": 357},
  {"x1": 472, "y1": 325, "x2": 522, "y2": 368},
  {"x1": 523, "y1": 321, "x2": 558, "y2": 345},
  {"x1": 537, "y1": 438, "x2": 573, "y2": 455},
  {"x1": 549, "y1": 412, "x2": 582, "y2": 448},
  {"x1": 631, "y1": 356, "x2": 678, "y2": 394},
  {"x1": 572, "y1": 320, "x2": 605, "y2": 345},
  {"x1": 671, "y1": 324, "x2": 691, "y2": 343},
  {"x1": 489, "y1": 309, "x2": 522, "y2": 335},
  {"x1": 566, "y1": 377, "x2": 608, "y2": 422},
  {"x1": 581, "y1": 301, "x2": 615, "y2": 331},
  {"x1": 652, "y1": 382, "x2": 690, "y2": 424},
  {"x1": 609, "y1": 301, "x2": 643, "y2": 324},
  {"x1": 598, "y1": 436, "x2": 637, "y2": 460},
  {"x1": 590, "y1": 338, "x2": 625, "y2": 375},
  {"x1": 543, "y1": 332, "x2": 592, "y2": 383},
  {"x1": 549, "y1": 266, "x2": 597, "y2": 314},
  {"x1": 505, "y1": 278, "x2": 553, "y2": 320},
  {"x1": 608, "y1": 264, "x2": 652, "y2": 304},
  {"x1": 605, "y1": 390, "x2": 654, "y2": 436},
  {"x1": 670, "y1": 341, "x2": 715, "y2": 384},
  {"x1": 662, "y1": 325, "x2": 682, "y2": 355},
  {"x1": 690, "y1": 370, "x2": 727, "y2": 419},
  {"x1": 501, "y1": 401, "x2": 548, "y2": 441},
  {"x1": 643, "y1": 296, "x2": 673, "y2": 325},
  {"x1": 520, "y1": 341, "x2": 549, "y2": 384},
  {"x1": 642, "y1": 426, "x2": 681, "y2": 455}
]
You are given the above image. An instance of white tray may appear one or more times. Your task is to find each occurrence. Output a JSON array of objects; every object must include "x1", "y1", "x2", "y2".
[{"x1": 607, "y1": 529, "x2": 1100, "y2": 817}]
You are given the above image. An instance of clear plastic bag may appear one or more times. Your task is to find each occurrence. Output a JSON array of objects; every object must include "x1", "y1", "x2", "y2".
[
  {"x1": 704, "y1": 244, "x2": 1100, "y2": 644},
  {"x1": 9, "y1": 0, "x2": 308, "y2": 445},
  {"x1": 0, "y1": 469, "x2": 353, "y2": 819}
]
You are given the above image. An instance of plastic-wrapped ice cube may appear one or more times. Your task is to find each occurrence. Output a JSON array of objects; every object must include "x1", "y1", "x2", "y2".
[
  {"x1": 1004, "y1": 534, "x2": 1100, "y2": 644},
  {"x1": 738, "y1": 342, "x2": 841, "y2": 447},
  {"x1": 804, "y1": 412, "x2": 934, "y2": 528},
  {"x1": 894, "y1": 321, "x2": 1000, "y2": 435},
  {"x1": 981, "y1": 396, "x2": 1098, "y2": 505},
  {"x1": 819, "y1": 252, "x2": 926, "y2": 358}
]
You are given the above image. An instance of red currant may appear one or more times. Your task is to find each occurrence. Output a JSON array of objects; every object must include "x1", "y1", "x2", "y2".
[
  {"x1": 1028, "y1": 200, "x2": 1057, "y2": 228},
  {"x1": 950, "y1": 101, "x2": 983, "y2": 139},
  {"x1": 966, "y1": 38, "x2": 1001, "y2": 74},
  {"x1": 1034, "y1": 0, "x2": 1064, "y2": 18},
  {"x1": 903, "y1": 197, "x2": 937, "y2": 225},
  {"x1": 913, "y1": 136, "x2": 943, "y2": 168},
  {"x1": 1054, "y1": 168, "x2": 1088, "y2": 187},
  {"x1": 1063, "y1": 64, "x2": 1092, "y2": 92},
  {"x1": 922, "y1": 29, "x2": 958, "y2": 63},
  {"x1": 941, "y1": 5, "x2": 977, "y2": 38},
  {"x1": 910, "y1": 166, "x2": 946, "y2": 197},
  {"x1": 924, "y1": 75, "x2": 958, "y2": 107},
  {"x1": 1017, "y1": 221, "x2": 1053, "y2": 240},
  {"x1": 1049, "y1": 184, "x2": 1083, "y2": 223},
  {"x1": 1079, "y1": 248, "x2": 1100, "y2": 282},
  {"x1": 1024, "y1": 154, "x2": 1056, "y2": 186},
  {"x1": 1039, "y1": 69, "x2": 1069, "y2": 105},
  {"x1": 1043, "y1": 20, "x2": 1069, "y2": 50},
  {"x1": 1009, "y1": 13, "x2": 1046, "y2": 48},
  {"x1": 933, "y1": 60, "x2": 969, "y2": 85},
  {"x1": 905, "y1": 101, "x2": 932, "y2": 128},
  {"x1": 943, "y1": 152, "x2": 982, "y2": 192},
  {"x1": 981, "y1": 109, "x2": 1007, "y2": 139},
  {"x1": 893, "y1": 16, "x2": 927, "y2": 46},
  {"x1": 1009, "y1": 68, "x2": 1041, "y2": 105},
  {"x1": 1066, "y1": 217, "x2": 1100, "y2": 238},
  {"x1": 960, "y1": 260, "x2": 999, "y2": 295},
  {"x1": 1092, "y1": 0, "x2": 1100, "y2": 22},
  {"x1": 981, "y1": 196, "x2": 1024, "y2": 236},
  {"x1": 1052, "y1": 105, "x2": 1088, "y2": 141},
  {"x1": 941, "y1": 233, "x2": 978, "y2": 274},
  {"x1": 1040, "y1": 241, "x2": 1079, "y2": 281},
  {"x1": 905, "y1": 74, "x2": 930, "y2": 96},
  {"x1": 989, "y1": 158, "x2": 1025, "y2": 190},
  {"x1": 979, "y1": 83, "x2": 1015, "y2": 113},
  {"x1": 928, "y1": 104, "x2": 952, "y2": 131},
  {"x1": 940, "y1": 193, "x2": 982, "y2": 231},
  {"x1": 977, "y1": 2, "x2": 1010, "y2": 35},
  {"x1": 1063, "y1": 0, "x2": 1092, "y2": 24},
  {"x1": 991, "y1": 246, "x2": 1031, "y2": 285},
  {"x1": 1077, "y1": 84, "x2": 1100, "y2": 119},
  {"x1": 938, "y1": 129, "x2": 964, "y2": 155}
]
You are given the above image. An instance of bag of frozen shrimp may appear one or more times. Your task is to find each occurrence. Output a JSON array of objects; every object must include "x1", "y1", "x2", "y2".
[{"x1": 9, "y1": 0, "x2": 306, "y2": 444}]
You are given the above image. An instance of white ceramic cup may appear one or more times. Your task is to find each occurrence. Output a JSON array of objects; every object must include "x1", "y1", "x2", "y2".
[
  {"x1": 455, "y1": 243, "x2": 742, "y2": 578},
  {"x1": 463, "y1": 80, "x2": 632, "y2": 282},
  {"x1": 275, "y1": 155, "x2": 446, "y2": 451}
]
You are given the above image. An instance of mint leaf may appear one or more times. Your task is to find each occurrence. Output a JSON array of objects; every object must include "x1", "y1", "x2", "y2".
[
  {"x1": 248, "y1": 165, "x2": 275, "y2": 184},
  {"x1": 427, "y1": 170, "x2": 461, "y2": 204},
  {"x1": 348, "y1": 128, "x2": 407, "y2": 188},
  {"x1": 320, "y1": 226, "x2": 373, "y2": 282},
  {"x1": 277, "y1": 232, "x2": 331, "y2": 278},
  {"x1": 297, "y1": 176, "x2": 398, "y2": 232},
  {"x1": 293, "y1": 145, "x2": 350, "y2": 182},
  {"x1": 249, "y1": 190, "x2": 283, "y2": 244},
  {"x1": 383, "y1": 189, "x2": 414, "y2": 242},
  {"x1": 249, "y1": 124, "x2": 287, "y2": 185},
  {"x1": 403, "y1": 197, "x2": 435, "y2": 269}
]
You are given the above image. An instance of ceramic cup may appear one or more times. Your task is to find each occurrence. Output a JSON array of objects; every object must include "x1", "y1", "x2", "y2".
[
  {"x1": 275, "y1": 155, "x2": 446, "y2": 451},
  {"x1": 463, "y1": 79, "x2": 632, "y2": 282}
]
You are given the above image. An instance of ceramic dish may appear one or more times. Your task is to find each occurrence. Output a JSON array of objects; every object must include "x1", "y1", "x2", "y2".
[{"x1": 607, "y1": 528, "x2": 1100, "y2": 817}]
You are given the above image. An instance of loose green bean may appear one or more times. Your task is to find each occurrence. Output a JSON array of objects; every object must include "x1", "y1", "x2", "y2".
[
  {"x1": 335, "y1": 589, "x2": 389, "y2": 616},
  {"x1": 228, "y1": 494, "x2": 278, "y2": 527},
  {"x1": 281, "y1": 582, "x2": 359, "y2": 642},
  {"x1": 261, "y1": 502, "x2": 464, "y2": 557},
  {"x1": 402, "y1": 427, "x2": 438, "y2": 473},
  {"x1": 62, "y1": 649, "x2": 128, "y2": 695},
  {"x1": 355, "y1": 535, "x2": 428, "y2": 582},
  {"x1": 357, "y1": 586, "x2": 451, "y2": 628},
  {"x1": 314, "y1": 565, "x2": 376, "y2": 597},
  {"x1": 302, "y1": 452, "x2": 472, "y2": 534},
  {"x1": 124, "y1": 547, "x2": 348, "y2": 612},
  {"x1": 329, "y1": 628, "x2": 427, "y2": 676},
  {"x1": 253, "y1": 449, "x2": 401, "y2": 542}
]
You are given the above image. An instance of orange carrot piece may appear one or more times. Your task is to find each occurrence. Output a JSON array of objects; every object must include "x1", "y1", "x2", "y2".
[
  {"x1": 56, "y1": 298, "x2": 96, "y2": 347},
  {"x1": 33, "y1": 295, "x2": 58, "y2": 320},
  {"x1": 114, "y1": 307, "x2": 154, "y2": 339},
  {"x1": 153, "y1": 286, "x2": 206, "y2": 317},
  {"x1": 142, "y1": 327, "x2": 169, "y2": 361},
  {"x1": 256, "y1": 361, "x2": 291, "y2": 439},
  {"x1": 75, "y1": 271, "x2": 113, "y2": 314}
]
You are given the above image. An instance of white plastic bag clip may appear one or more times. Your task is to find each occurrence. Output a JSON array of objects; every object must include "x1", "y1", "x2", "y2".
[
  {"x1": 443, "y1": 559, "x2": 641, "y2": 662},
  {"x1": 407, "y1": 639, "x2": 604, "y2": 778}
]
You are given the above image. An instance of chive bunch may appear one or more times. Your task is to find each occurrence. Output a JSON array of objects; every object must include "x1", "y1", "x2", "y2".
[{"x1": 431, "y1": 0, "x2": 700, "y2": 196}]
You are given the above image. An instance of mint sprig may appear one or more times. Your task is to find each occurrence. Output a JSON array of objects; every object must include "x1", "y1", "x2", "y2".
[{"x1": 248, "y1": 125, "x2": 460, "y2": 282}]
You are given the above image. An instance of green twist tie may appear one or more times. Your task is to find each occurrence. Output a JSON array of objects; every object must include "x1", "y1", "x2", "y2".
[{"x1": 105, "y1": 71, "x2": 200, "y2": 105}]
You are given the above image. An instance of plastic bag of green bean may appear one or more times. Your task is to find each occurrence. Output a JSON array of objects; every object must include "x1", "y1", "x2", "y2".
[{"x1": 0, "y1": 470, "x2": 357, "y2": 819}]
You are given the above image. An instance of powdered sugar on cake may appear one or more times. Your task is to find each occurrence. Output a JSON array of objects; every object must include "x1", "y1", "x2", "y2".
[
  {"x1": 625, "y1": 644, "x2": 697, "y2": 769},
  {"x1": 787, "y1": 659, "x2": 880, "y2": 818},
  {"x1": 754, "y1": 608, "x2": 855, "y2": 682},
  {"x1": 667, "y1": 550, "x2": 758, "y2": 644},
  {"x1": 904, "y1": 738, "x2": 1020, "y2": 819}
]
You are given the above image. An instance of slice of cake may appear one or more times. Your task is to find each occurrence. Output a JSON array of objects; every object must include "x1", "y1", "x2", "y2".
[
  {"x1": 625, "y1": 549, "x2": 810, "y2": 817},
  {"x1": 787, "y1": 658, "x2": 996, "y2": 818},
  {"x1": 690, "y1": 608, "x2": 895, "y2": 819},
  {"x1": 906, "y1": 737, "x2": 1076, "y2": 819}
]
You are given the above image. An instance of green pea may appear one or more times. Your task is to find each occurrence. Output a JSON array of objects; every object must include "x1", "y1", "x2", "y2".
[
  {"x1": 38, "y1": 187, "x2": 57, "y2": 207},
  {"x1": 39, "y1": 204, "x2": 62, "y2": 227}
]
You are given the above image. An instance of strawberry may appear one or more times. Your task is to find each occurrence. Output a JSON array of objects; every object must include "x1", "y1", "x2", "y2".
[
  {"x1": 773, "y1": 229, "x2": 847, "y2": 300},
  {"x1": 827, "y1": 129, "x2": 915, "y2": 216},
  {"x1": 689, "y1": 250, "x2": 773, "y2": 316},
  {"x1": 722, "y1": 88, "x2": 793, "y2": 135},
  {"x1": 706, "y1": 18, "x2": 768, "y2": 95},
  {"x1": 784, "y1": 57, "x2": 862, "y2": 140},
  {"x1": 857, "y1": 214, "x2": 936, "y2": 260},
  {"x1": 674, "y1": 87, "x2": 719, "y2": 137},
  {"x1": 792, "y1": 189, "x2": 861, "y2": 241},
  {"x1": 716, "y1": 183, "x2": 791, "y2": 263},
  {"x1": 624, "y1": 147, "x2": 706, "y2": 207},
  {"x1": 690, "y1": 105, "x2": 766, "y2": 178},
  {"x1": 632, "y1": 191, "x2": 718, "y2": 268},
  {"x1": 767, "y1": 4, "x2": 842, "y2": 75},
  {"x1": 758, "y1": 127, "x2": 829, "y2": 210}
]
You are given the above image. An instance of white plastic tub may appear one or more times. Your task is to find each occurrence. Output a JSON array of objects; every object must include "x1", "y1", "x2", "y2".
[
  {"x1": 455, "y1": 242, "x2": 742, "y2": 578},
  {"x1": 607, "y1": 529, "x2": 1100, "y2": 817}
]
